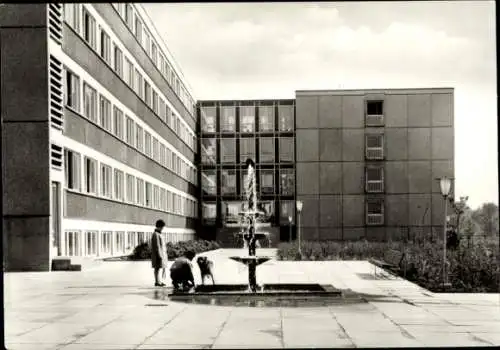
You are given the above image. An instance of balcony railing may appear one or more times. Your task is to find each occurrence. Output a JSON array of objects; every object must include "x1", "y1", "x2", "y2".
[
  {"x1": 366, "y1": 213, "x2": 384, "y2": 225},
  {"x1": 366, "y1": 180, "x2": 384, "y2": 193},
  {"x1": 260, "y1": 186, "x2": 274, "y2": 195},
  {"x1": 365, "y1": 114, "x2": 384, "y2": 126},
  {"x1": 259, "y1": 122, "x2": 274, "y2": 132},
  {"x1": 366, "y1": 147, "x2": 384, "y2": 160}
]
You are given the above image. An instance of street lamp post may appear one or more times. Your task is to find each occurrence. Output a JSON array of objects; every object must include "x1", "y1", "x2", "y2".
[
  {"x1": 437, "y1": 176, "x2": 453, "y2": 289},
  {"x1": 296, "y1": 200, "x2": 303, "y2": 255},
  {"x1": 288, "y1": 216, "x2": 292, "y2": 243}
]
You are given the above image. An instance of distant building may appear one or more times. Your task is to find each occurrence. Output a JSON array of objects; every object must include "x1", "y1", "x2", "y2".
[{"x1": 198, "y1": 88, "x2": 454, "y2": 245}]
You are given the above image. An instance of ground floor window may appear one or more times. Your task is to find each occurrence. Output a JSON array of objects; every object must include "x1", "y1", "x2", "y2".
[
  {"x1": 115, "y1": 231, "x2": 125, "y2": 254},
  {"x1": 126, "y1": 231, "x2": 136, "y2": 250},
  {"x1": 84, "y1": 231, "x2": 98, "y2": 256},
  {"x1": 65, "y1": 230, "x2": 81, "y2": 256},
  {"x1": 138, "y1": 232, "x2": 146, "y2": 244},
  {"x1": 366, "y1": 199, "x2": 384, "y2": 225},
  {"x1": 101, "y1": 231, "x2": 112, "y2": 255}
]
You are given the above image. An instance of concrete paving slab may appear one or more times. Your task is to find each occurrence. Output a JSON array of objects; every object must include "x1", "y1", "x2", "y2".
[{"x1": 4, "y1": 248, "x2": 500, "y2": 349}]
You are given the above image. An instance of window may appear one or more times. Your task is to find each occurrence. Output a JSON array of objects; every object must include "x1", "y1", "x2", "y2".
[
  {"x1": 124, "y1": 57, "x2": 133, "y2": 86},
  {"x1": 152, "y1": 137, "x2": 159, "y2": 161},
  {"x1": 165, "y1": 105, "x2": 171, "y2": 125},
  {"x1": 99, "y1": 29, "x2": 111, "y2": 63},
  {"x1": 100, "y1": 164, "x2": 112, "y2": 198},
  {"x1": 84, "y1": 156, "x2": 97, "y2": 194},
  {"x1": 83, "y1": 83, "x2": 98, "y2": 123},
  {"x1": 125, "y1": 3, "x2": 134, "y2": 28},
  {"x1": 64, "y1": 149, "x2": 81, "y2": 191},
  {"x1": 221, "y1": 201, "x2": 242, "y2": 225},
  {"x1": 65, "y1": 70, "x2": 80, "y2": 112},
  {"x1": 125, "y1": 116, "x2": 135, "y2": 145},
  {"x1": 159, "y1": 54, "x2": 165, "y2": 75},
  {"x1": 278, "y1": 105, "x2": 294, "y2": 132},
  {"x1": 135, "y1": 17, "x2": 143, "y2": 43},
  {"x1": 365, "y1": 166, "x2": 384, "y2": 193},
  {"x1": 240, "y1": 138, "x2": 255, "y2": 163},
  {"x1": 83, "y1": 9, "x2": 96, "y2": 49},
  {"x1": 366, "y1": 134, "x2": 384, "y2": 159},
  {"x1": 113, "y1": 106, "x2": 124, "y2": 139},
  {"x1": 114, "y1": 169, "x2": 124, "y2": 201},
  {"x1": 64, "y1": 4, "x2": 81, "y2": 32},
  {"x1": 159, "y1": 98, "x2": 166, "y2": 121},
  {"x1": 143, "y1": 29, "x2": 151, "y2": 55},
  {"x1": 160, "y1": 144, "x2": 166, "y2": 166},
  {"x1": 136, "y1": 178, "x2": 145, "y2": 206},
  {"x1": 152, "y1": 90, "x2": 158, "y2": 114},
  {"x1": 151, "y1": 42, "x2": 158, "y2": 65},
  {"x1": 160, "y1": 188, "x2": 166, "y2": 211},
  {"x1": 99, "y1": 95, "x2": 112, "y2": 131},
  {"x1": 167, "y1": 191, "x2": 173, "y2": 212},
  {"x1": 366, "y1": 100, "x2": 384, "y2": 126},
  {"x1": 144, "y1": 81, "x2": 151, "y2": 107},
  {"x1": 259, "y1": 106, "x2": 274, "y2": 132},
  {"x1": 220, "y1": 138, "x2": 236, "y2": 163},
  {"x1": 279, "y1": 138, "x2": 294, "y2": 162},
  {"x1": 136, "y1": 125, "x2": 144, "y2": 152},
  {"x1": 201, "y1": 139, "x2": 216, "y2": 164},
  {"x1": 221, "y1": 106, "x2": 236, "y2": 132},
  {"x1": 144, "y1": 131, "x2": 152, "y2": 157},
  {"x1": 201, "y1": 170, "x2": 217, "y2": 196},
  {"x1": 366, "y1": 199, "x2": 384, "y2": 225},
  {"x1": 257, "y1": 201, "x2": 274, "y2": 223},
  {"x1": 114, "y1": 45, "x2": 123, "y2": 78},
  {"x1": 115, "y1": 231, "x2": 125, "y2": 254},
  {"x1": 153, "y1": 185, "x2": 160, "y2": 209},
  {"x1": 126, "y1": 174, "x2": 135, "y2": 203},
  {"x1": 280, "y1": 201, "x2": 295, "y2": 225},
  {"x1": 280, "y1": 169, "x2": 294, "y2": 195},
  {"x1": 260, "y1": 138, "x2": 274, "y2": 163},
  {"x1": 84, "y1": 231, "x2": 97, "y2": 256},
  {"x1": 221, "y1": 170, "x2": 236, "y2": 195},
  {"x1": 260, "y1": 170, "x2": 274, "y2": 195},
  {"x1": 166, "y1": 148, "x2": 172, "y2": 169},
  {"x1": 240, "y1": 106, "x2": 255, "y2": 132},
  {"x1": 135, "y1": 68, "x2": 143, "y2": 98},
  {"x1": 145, "y1": 182, "x2": 152, "y2": 207},
  {"x1": 101, "y1": 231, "x2": 112, "y2": 255}
]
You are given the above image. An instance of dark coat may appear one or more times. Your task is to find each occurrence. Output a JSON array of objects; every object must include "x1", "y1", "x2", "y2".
[{"x1": 151, "y1": 230, "x2": 167, "y2": 269}]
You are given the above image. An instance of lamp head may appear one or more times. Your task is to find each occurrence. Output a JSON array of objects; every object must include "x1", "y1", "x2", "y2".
[
  {"x1": 439, "y1": 176, "x2": 452, "y2": 197},
  {"x1": 288, "y1": 215, "x2": 292, "y2": 223},
  {"x1": 296, "y1": 200, "x2": 303, "y2": 212}
]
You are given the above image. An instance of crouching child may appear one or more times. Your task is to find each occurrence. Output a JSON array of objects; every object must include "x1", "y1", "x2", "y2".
[{"x1": 170, "y1": 250, "x2": 196, "y2": 293}]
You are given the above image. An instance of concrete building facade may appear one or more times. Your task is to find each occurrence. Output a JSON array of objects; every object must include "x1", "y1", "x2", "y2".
[
  {"x1": 295, "y1": 89, "x2": 455, "y2": 242},
  {"x1": 2, "y1": 4, "x2": 199, "y2": 271}
]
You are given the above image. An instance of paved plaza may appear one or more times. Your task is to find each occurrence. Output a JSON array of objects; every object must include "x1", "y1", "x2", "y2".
[{"x1": 4, "y1": 248, "x2": 500, "y2": 349}]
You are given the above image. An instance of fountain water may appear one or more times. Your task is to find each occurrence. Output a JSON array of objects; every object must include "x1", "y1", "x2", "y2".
[{"x1": 228, "y1": 158, "x2": 273, "y2": 292}]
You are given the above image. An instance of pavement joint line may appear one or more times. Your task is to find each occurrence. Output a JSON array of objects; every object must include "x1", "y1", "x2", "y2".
[
  {"x1": 327, "y1": 303, "x2": 355, "y2": 346},
  {"x1": 52, "y1": 313, "x2": 125, "y2": 348},
  {"x1": 368, "y1": 297, "x2": 419, "y2": 340},
  {"x1": 208, "y1": 307, "x2": 234, "y2": 349},
  {"x1": 133, "y1": 305, "x2": 189, "y2": 350},
  {"x1": 278, "y1": 307, "x2": 285, "y2": 348}
]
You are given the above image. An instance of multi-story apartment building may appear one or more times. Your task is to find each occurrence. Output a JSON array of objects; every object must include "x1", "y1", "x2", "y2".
[
  {"x1": 295, "y1": 89, "x2": 454, "y2": 242},
  {"x1": 198, "y1": 100, "x2": 296, "y2": 246},
  {"x1": 198, "y1": 89, "x2": 454, "y2": 245},
  {"x1": 1, "y1": 4, "x2": 455, "y2": 270},
  {"x1": 1, "y1": 4, "x2": 199, "y2": 271}
]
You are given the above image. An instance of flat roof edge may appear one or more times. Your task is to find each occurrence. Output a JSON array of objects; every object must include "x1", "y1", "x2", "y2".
[{"x1": 296, "y1": 87, "x2": 455, "y2": 95}]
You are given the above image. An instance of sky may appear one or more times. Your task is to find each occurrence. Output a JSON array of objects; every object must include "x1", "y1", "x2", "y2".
[{"x1": 142, "y1": 1, "x2": 498, "y2": 210}]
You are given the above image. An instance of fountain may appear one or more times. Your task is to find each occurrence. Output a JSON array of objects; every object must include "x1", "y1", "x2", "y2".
[
  {"x1": 228, "y1": 158, "x2": 273, "y2": 292},
  {"x1": 166, "y1": 158, "x2": 342, "y2": 305}
]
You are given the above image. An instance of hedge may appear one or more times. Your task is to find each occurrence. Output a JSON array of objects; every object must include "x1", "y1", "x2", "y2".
[{"x1": 129, "y1": 239, "x2": 221, "y2": 261}]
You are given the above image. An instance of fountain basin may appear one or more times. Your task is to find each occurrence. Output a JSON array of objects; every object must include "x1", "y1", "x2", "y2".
[
  {"x1": 168, "y1": 283, "x2": 341, "y2": 297},
  {"x1": 229, "y1": 256, "x2": 272, "y2": 266}
]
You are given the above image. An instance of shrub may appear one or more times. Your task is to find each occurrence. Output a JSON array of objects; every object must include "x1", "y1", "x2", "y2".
[
  {"x1": 277, "y1": 238, "x2": 499, "y2": 293},
  {"x1": 129, "y1": 239, "x2": 220, "y2": 260}
]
